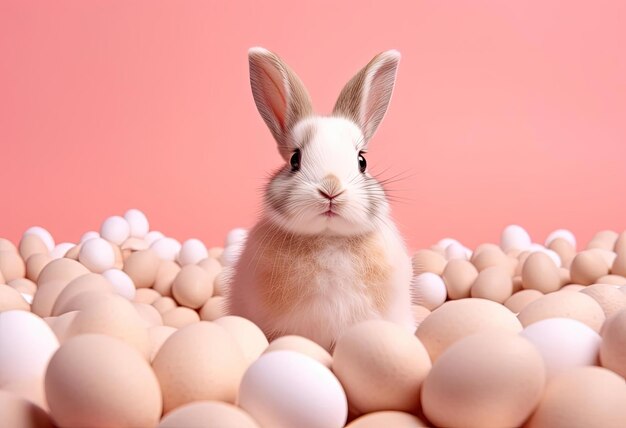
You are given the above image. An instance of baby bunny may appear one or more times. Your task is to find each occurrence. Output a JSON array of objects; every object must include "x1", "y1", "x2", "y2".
[{"x1": 227, "y1": 47, "x2": 414, "y2": 351}]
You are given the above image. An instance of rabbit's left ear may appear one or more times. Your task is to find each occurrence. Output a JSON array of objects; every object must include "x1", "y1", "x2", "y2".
[{"x1": 333, "y1": 50, "x2": 400, "y2": 144}]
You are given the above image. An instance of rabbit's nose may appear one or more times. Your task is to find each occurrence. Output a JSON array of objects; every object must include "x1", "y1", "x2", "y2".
[
  {"x1": 318, "y1": 174, "x2": 345, "y2": 200},
  {"x1": 318, "y1": 189, "x2": 345, "y2": 200}
]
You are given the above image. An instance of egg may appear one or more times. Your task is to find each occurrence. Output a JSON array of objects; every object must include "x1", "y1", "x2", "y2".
[
  {"x1": 545, "y1": 229, "x2": 577, "y2": 248},
  {"x1": 214, "y1": 316, "x2": 269, "y2": 365},
  {"x1": 520, "y1": 318, "x2": 601, "y2": 379},
  {"x1": 580, "y1": 284, "x2": 626, "y2": 318},
  {"x1": 144, "y1": 230, "x2": 165, "y2": 246},
  {"x1": 79, "y1": 231, "x2": 100, "y2": 244},
  {"x1": 199, "y1": 296, "x2": 227, "y2": 321},
  {"x1": 45, "y1": 334, "x2": 162, "y2": 427},
  {"x1": 0, "y1": 238, "x2": 18, "y2": 253},
  {"x1": 263, "y1": 335, "x2": 332, "y2": 368},
  {"x1": 152, "y1": 321, "x2": 247, "y2": 412},
  {"x1": 177, "y1": 238, "x2": 209, "y2": 265},
  {"x1": 99, "y1": 216, "x2": 131, "y2": 245},
  {"x1": 120, "y1": 237, "x2": 149, "y2": 252},
  {"x1": 18, "y1": 234, "x2": 49, "y2": 261},
  {"x1": 23, "y1": 226, "x2": 55, "y2": 253},
  {"x1": 158, "y1": 401, "x2": 260, "y2": 428},
  {"x1": 525, "y1": 366, "x2": 626, "y2": 428},
  {"x1": 346, "y1": 411, "x2": 428, "y2": 428},
  {"x1": 570, "y1": 250, "x2": 610, "y2": 285},
  {"x1": 63, "y1": 244, "x2": 80, "y2": 260},
  {"x1": 596, "y1": 274, "x2": 626, "y2": 285},
  {"x1": 153, "y1": 260, "x2": 181, "y2": 297},
  {"x1": 470, "y1": 246, "x2": 514, "y2": 275},
  {"x1": 162, "y1": 306, "x2": 201, "y2": 328},
  {"x1": 124, "y1": 209, "x2": 150, "y2": 238},
  {"x1": 442, "y1": 259, "x2": 478, "y2": 299},
  {"x1": 8, "y1": 278, "x2": 37, "y2": 296},
  {"x1": 612, "y1": 250, "x2": 626, "y2": 276},
  {"x1": 46, "y1": 310, "x2": 79, "y2": 343},
  {"x1": 416, "y1": 298, "x2": 522, "y2": 361},
  {"x1": 615, "y1": 231, "x2": 626, "y2": 254},
  {"x1": 225, "y1": 227, "x2": 248, "y2": 247},
  {"x1": 445, "y1": 242, "x2": 469, "y2": 260},
  {"x1": 599, "y1": 308, "x2": 626, "y2": 377},
  {"x1": 0, "y1": 390, "x2": 54, "y2": 428},
  {"x1": 411, "y1": 249, "x2": 446, "y2": 275},
  {"x1": 586, "y1": 230, "x2": 619, "y2": 251},
  {"x1": 150, "y1": 237, "x2": 182, "y2": 261},
  {"x1": 0, "y1": 284, "x2": 30, "y2": 312},
  {"x1": 421, "y1": 332, "x2": 545, "y2": 428},
  {"x1": 504, "y1": 289, "x2": 544, "y2": 313},
  {"x1": 78, "y1": 238, "x2": 115, "y2": 273},
  {"x1": 31, "y1": 258, "x2": 90, "y2": 317},
  {"x1": 517, "y1": 290, "x2": 606, "y2": 332},
  {"x1": 102, "y1": 268, "x2": 136, "y2": 300},
  {"x1": 333, "y1": 320, "x2": 431, "y2": 414},
  {"x1": 148, "y1": 325, "x2": 177, "y2": 361},
  {"x1": 0, "y1": 250, "x2": 26, "y2": 282},
  {"x1": 24, "y1": 253, "x2": 50, "y2": 282},
  {"x1": 50, "y1": 242, "x2": 75, "y2": 259},
  {"x1": 51, "y1": 273, "x2": 115, "y2": 315},
  {"x1": 153, "y1": 296, "x2": 178, "y2": 314},
  {"x1": 133, "y1": 287, "x2": 162, "y2": 304},
  {"x1": 239, "y1": 350, "x2": 347, "y2": 428},
  {"x1": 172, "y1": 265, "x2": 213, "y2": 309},
  {"x1": 133, "y1": 302, "x2": 163, "y2": 327},
  {"x1": 522, "y1": 252, "x2": 561, "y2": 293},
  {"x1": 470, "y1": 266, "x2": 513, "y2": 303},
  {"x1": 123, "y1": 249, "x2": 160, "y2": 289},
  {"x1": 500, "y1": 224, "x2": 532, "y2": 252},
  {"x1": 198, "y1": 256, "x2": 222, "y2": 282},
  {"x1": 529, "y1": 245, "x2": 562, "y2": 268},
  {"x1": 410, "y1": 272, "x2": 447, "y2": 310},
  {"x1": 547, "y1": 237, "x2": 576, "y2": 268}
]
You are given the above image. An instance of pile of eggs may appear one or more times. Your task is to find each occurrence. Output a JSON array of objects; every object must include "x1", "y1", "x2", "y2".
[{"x1": 1, "y1": 213, "x2": 625, "y2": 428}]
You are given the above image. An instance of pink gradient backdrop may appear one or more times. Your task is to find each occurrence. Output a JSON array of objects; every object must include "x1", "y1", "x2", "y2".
[{"x1": 1, "y1": 0, "x2": 625, "y2": 250}]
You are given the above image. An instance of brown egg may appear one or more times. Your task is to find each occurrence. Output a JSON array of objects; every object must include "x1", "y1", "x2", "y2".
[
  {"x1": 591, "y1": 248, "x2": 617, "y2": 268},
  {"x1": 214, "y1": 316, "x2": 268, "y2": 365},
  {"x1": 411, "y1": 249, "x2": 446, "y2": 275},
  {"x1": 504, "y1": 289, "x2": 544, "y2": 313},
  {"x1": 548, "y1": 238, "x2": 576, "y2": 268},
  {"x1": 208, "y1": 247, "x2": 224, "y2": 260},
  {"x1": 123, "y1": 249, "x2": 160, "y2": 289},
  {"x1": 580, "y1": 284, "x2": 626, "y2": 318},
  {"x1": 264, "y1": 335, "x2": 333, "y2": 368},
  {"x1": 148, "y1": 325, "x2": 177, "y2": 361},
  {"x1": 153, "y1": 260, "x2": 181, "y2": 297},
  {"x1": 416, "y1": 298, "x2": 522, "y2": 361},
  {"x1": 586, "y1": 230, "x2": 619, "y2": 250},
  {"x1": 162, "y1": 306, "x2": 201, "y2": 328},
  {"x1": 152, "y1": 321, "x2": 247, "y2": 413},
  {"x1": 522, "y1": 252, "x2": 561, "y2": 293},
  {"x1": 517, "y1": 290, "x2": 606, "y2": 332},
  {"x1": 8, "y1": 278, "x2": 37, "y2": 296},
  {"x1": 596, "y1": 274, "x2": 626, "y2": 285},
  {"x1": 121, "y1": 237, "x2": 149, "y2": 252},
  {"x1": 612, "y1": 250, "x2": 626, "y2": 276},
  {"x1": 599, "y1": 309, "x2": 626, "y2": 377},
  {"x1": 421, "y1": 332, "x2": 545, "y2": 428},
  {"x1": 346, "y1": 411, "x2": 428, "y2": 428},
  {"x1": 198, "y1": 256, "x2": 222, "y2": 280},
  {"x1": 0, "y1": 250, "x2": 26, "y2": 282},
  {"x1": 0, "y1": 238, "x2": 18, "y2": 253},
  {"x1": 0, "y1": 284, "x2": 30, "y2": 312},
  {"x1": 172, "y1": 265, "x2": 213, "y2": 309},
  {"x1": 133, "y1": 302, "x2": 164, "y2": 327},
  {"x1": 470, "y1": 266, "x2": 513, "y2": 303},
  {"x1": 51, "y1": 273, "x2": 114, "y2": 316},
  {"x1": 158, "y1": 400, "x2": 259, "y2": 428},
  {"x1": 514, "y1": 251, "x2": 531, "y2": 276},
  {"x1": 46, "y1": 310, "x2": 79, "y2": 343},
  {"x1": 441, "y1": 259, "x2": 478, "y2": 299},
  {"x1": 63, "y1": 244, "x2": 80, "y2": 260},
  {"x1": 31, "y1": 258, "x2": 90, "y2": 317},
  {"x1": 18, "y1": 234, "x2": 49, "y2": 262},
  {"x1": 133, "y1": 287, "x2": 161, "y2": 304},
  {"x1": 526, "y1": 366, "x2": 626, "y2": 428},
  {"x1": 199, "y1": 296, "x2": 227, "y2": 321},
  {"x1": 333, "y1": 320, "x2": 431, "y2": 414},
  {"x1": 570, "y1": 250, "x2": 609, "y2": 285},
  {"x1": 45, "y1": 334, "x2": 162, "y2": 427},
  {"x1": 153, "y1": 296, "x2": 178, "y2": 314},
  {"x1": 470, "y1": 246, "x2": 513, "y2": 274},
  {"x1": 0, "y1": 389, "x2": 54, "y2": 428},
  {"x1": 412, "y1": 305, "x2": 431, "y2": 326}
]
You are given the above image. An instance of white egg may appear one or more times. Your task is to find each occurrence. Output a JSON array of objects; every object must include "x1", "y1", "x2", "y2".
[
  {"x1": 527, "y1": 244, "x2": 562, "y2": 267},
  {"x1": 437, "y1": 237, "x2": 460, "y2": 250},
  {"x1": 239, "y1": 350, "x2": 347, "y2": 428},
  {"x1": 78, "y1": 238, "x2": 116, "y2": 273},
  {"x1": 80, "y1": 231, "x2": 100, "y2": 244},
  {"x1": 225, "y1": 228, "x2": 248, "y2": 247},
  {"x1": 124, "y1": 209, "x2": 150, "y2": 238},
  {"x1": 144, "y1": 231, "x2": 164, "y2": 246},
  {"x1": 100, "y1": 216, "x2": 130, "y2": 245},
  {"x1": 23, "y1": 226, "x2": 54, "y2": 252},
  {"x1": 177, "y1": 239, "x2": 209, "y2": 265},
  {"x1": 150, "y1": 237, "x2": 181, "y2": 261},
  {"x1": 102, "y1": 269, "x2": 136, "y2": 300},
  {"x1": 520, "y1": 318, "x2": 601, "y2": 379},
  {"x1": 50, "y1": 242, "x2": 76, "y2": 259},
  {"x1": 500, "y1": 225, "x2": 532, "y2": 253},
  {"x1": 411, "y1": 272, "x2": 447, "y2": 310},
  {"x1": 545, "y1": 229, "x2": 577, "y2": 248},
  {"x1": 20, "y1": 293, "x2": 34, "y2": 304},
  {"x1": 220, "y1": 243, "x2": 244, "y2": 267},
  {"x1": 446, "y1": 242, "x2": 469, "y2": 260},
  {"x1": 0, "y1": 310, "x2": 59, "y2": 386}
]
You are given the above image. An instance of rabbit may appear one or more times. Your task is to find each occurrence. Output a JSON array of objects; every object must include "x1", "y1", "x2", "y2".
[{"x1": 226, "y1": 47, "x2": 414, "y2": 351}]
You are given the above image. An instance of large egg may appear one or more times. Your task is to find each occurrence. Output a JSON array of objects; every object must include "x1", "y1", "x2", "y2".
[
  {"x1": 504, "y1": 289, "x2": 544, "y2": 313},
  {"x1": 580, "y1": 284, "x2": 626, "y2": 318},
  {"x1": 410, "y1": 272, "x2": 447, "y2": 310},
  {"x1": 78, "y1": 238, "x2": 115, "y2": 273},
  {"x1": 148, "y1": 325, "x2": 177, "y2": 361},
  {"x1": 599, "y1": 309, "x2": 626, "y2": 377},
  {"x1": 45, "y1": 334, "x2": 162, "y2": 427},
  {"x1": 18, "y1": 234, "x2": 49, "y2": 262},
  {"x1": 332, "y1": 320, "x2": 431, "y2": 414},
  {"x1": 346, "y1": 411, "x2": 428, "y2": 428},
  {"x1": 158, "y1": 401, "x2": 259, "y2": 428},
  {"x1": 214, "y1": 316, "x2": 268, "y2": 366},
  {"x1": 177, "y1": 239, "x2": 209, "y2": 266},
  {"x1": 0, "y1": 250, "x2": 26, "y2": 282},
  {"x1": 517, "y1": 291, "x2": 605, "y2": 332},
  {"x1": 153, "y1": 260, "x2": 181, "y2": 297},
  {"x1": 500, "y1": 224, "x2": 532, "y2": 252},
  {"x1": 51, "y1": 273, "x2": 114, "y2": 315},
  {"x1": 570, "y1": 250, "x2": 609, "y2": 285},
  {"x1": 25, "y1": 253, "x2": 52, "y2": 282},
  {"x1": 470, "y1": 266, "x2": 513, "y2": 303},
  {"x1": 124, "y1": 209, "x2": 150, "y2": 238},
  {"x1": 123, "y1": 249, "x2": 160, "y2": 289},
  {"x1": 171, "y1": 264, "x2": 213, "y2": 309},
  {"x1": 411, "y1": 249, "x2": 446, "y2": 275},
  {"x1": 239, "y1": 350, "x2": 347, "y2": 428},
  {"x1": 0, "y1": 284, "x2": 30, "y2": 312},
  {"x1": 162, "y1": 306, "x2": 200, "y2": 328},
  {"x1": 421, "y1": 332, "x2": 545, "y2": 428},
  {"x1": 522, "y1": 252, "x2": 561, "y2": 293},
  {"x1": 32, "y1": 258, "x2": 90, "y2": 317},
  {"x1": 264, "y1": 335, "x2": 332, "y2": 368}
]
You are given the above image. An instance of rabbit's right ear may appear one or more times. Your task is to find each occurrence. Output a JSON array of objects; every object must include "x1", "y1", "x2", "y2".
[{"x1": 249, "y1": 47, "x2": 313, "y2": 160}]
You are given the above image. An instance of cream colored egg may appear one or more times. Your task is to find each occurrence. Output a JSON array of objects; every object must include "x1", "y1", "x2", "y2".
[
  {"x1": 526, "y1": 366, "x2": 626, "y2": 428},
  {"x1": 51, "y1": 273, "x2": 114, "y2": 316},
  {"x1": 0, "y1": 284, "x2": 30, "y2": 312},
  {"x1": 45, "y1": 334, "x2": 162, "y2": 428},
  {"x1": 148, "y1": 325, "x2": 177, "y2": 361},
  {"x1": 547, "y1": 237, "x2": 576, "y2": 268},
  {"x1": 445, "y1": 241, "x2": 469, "y2": 260},
  {"x1": 470, "y1": 266, "x2": 513, "y2": 303},
  {"x1": 410, "y1": 272, "x2": 447, "y2": 310},
  {"x1": 264, "y1": 335, "x2": 332, "y2": 368},
  {"x1": 8, "y1": 278, "x2": 37, "y2": 296},
  {"x1": 50, "y1": 242, "x2": 75, "y2": 259},
  {"x1": 23, "y1": 227, "x2": 54, "y2": 252},
  {"x1": 124, "y1": 209, "x2": 150, "y2": 238},
  {"x1": 199, "y1": 296, "x2": 227, "y2": 321},
  {"x1": 120, "y1": 237, "x2": 149, "y2": 252},
  {"x1": 31, "y1": 258, "x2": 90, "y2": 317},
  {"x1": 517, "y1": 290, "x2": 605, "y2": 332},
  {"x1": 133, "y1": 302, "x2": 163, "y2": 327},
  {"x1": 612, "y1": 250, "x2": 626, "y2": 276},
  {"x1": 153, "y1": 260, "x2": 180, "y2": 297},
  {"x1": 172, "y1": 264, "x2": 213, "y2": 309},
  {"x1": 153, "y1": 296, "x2": 178, "y2": 314},
  {"x1": 133, "y1": 287, "x2": 161, "y2": 304},
  {"x1": 240, "y1": 350, "x2": 347, "y2": 428},
  {"x1": 0, "y1": 251, "x2": 26, "y2": 282},
  {"x1": 333, "y1": 320, "x2": 431, "y2": 414},
  {"x1": 0, "y1": 390, "x2": 54, "y2": 428},
  {"x1": 500, "y1": 224, "x2": 532, "y2": 253},
  {"x1": 152, "y1": 321, "x2": 247, "y2": 412},
  {"x1": 102, "y1": 268, "x2": 135, "y2": 300},
  {"x1": 158, "y1": 401, "x2": 259, "y2": 428},
  {"x1": 421, "y1": 332, "x2": 545, "y2": 428},
  {"x1": 214, "y1": 316, "x2": 268, "y2": 365},
  {"x1": 78, "y1": 238, "x2": 115, "y2": 273},
  {"x1": 580, "y1": 284, "x2": 626, "y2": 318},
  {"x1": 411, "y1": 249, "x2": 446, "y2": 275},
  {"x1": 0, "y1": 238, "x2": 18, "y2": 253},
  {"x1": 346, "y1": 411, "x2": 428, "y2": 428},
  {"x1": 416, "y1": 298, "x2": 522, "y2": 361},
  {"x1": 570, "y1": 250, "x2": 610, "y2": 285},
  {"x1": 545, "y1": 229, "x2": 577, "y2": 248},
  {"x1": 596, "y1": 274, "x2": 626, "y2": 285},
  {"x1": 442, "y1": 259, "x2": 478, "y2": 299},
  {"x1": 18, "y1": 234, "x2": 49, "y2": 262},
  {"x1": 586, "y1": 230, "x2": 618, "y2": 251},
  {"x1": 504, "y1": 289, "x2": 544, "y2": 313},
  {"x1": 123, "y1": 249, "x2": 160, "y2": 289},
  {"x1": 150, "y1": 237, "x2": 182, "y2": 261},
  {"x1": 470, "y1": 245, "x2": 513, "y2": 274},
  {"x1": 100, "y1": 215, "x2": 130, "y2": 245},
  {"x1": 63, "y1": 244, "x2": 80, "y2": 260},
  {"x1": 522, "y1": 251, "x2": 561, "y2": 293},
  {"x1": 599, "y1": 309, "x2": 626, "y2": 377},
  {"x1": 177, "y1": 239, "x2": 209, "y2": 266},
  {"x1": 162, "y1": 306, "x2": 201, "y2": 328}
]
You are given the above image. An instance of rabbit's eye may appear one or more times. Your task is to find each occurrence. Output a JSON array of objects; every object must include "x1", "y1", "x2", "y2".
[
  {"x1": 358, "y1": 152, "x2": 367, "y2": 173},
  {"x1": 290, "y1": 149, "x2": 301, "y2": 172}
]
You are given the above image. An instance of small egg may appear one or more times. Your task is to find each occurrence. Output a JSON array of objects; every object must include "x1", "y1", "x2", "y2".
[
  {"x1": 411, "y1": 249, "x2": 446, "y2": 275},
  {"x1": 23, "y1": 226, "x2": 54, "y2": 252},
  {"x1": 615, "y1": 231, "x2": 626, "y2": 254},
  {"x1": 522, "y1": 252, "x2": 561, "y2": 293},
  {"x1": 545, "y1": 229, "x2": 576, "y2": 248},
  {"x1": 599, "y1": 308, "x2": 626, "y2": 377},
  {"x1": 158, "y1": 401, "x2": 260, "y2": 428},
  {"x1": 470, "y1": 246, "x2": 513, "y2": 275},
  {"x1": 150, "y1": 237, "x2": 182, "y2": 261},
  {"x1": 470, "y1": 266, "x2": 513, "y2": 303},
  {"x1": 0, "y1": 251, "x2": 26, "y2": 282},
  {"x1": 162, "y1": 306, "x2": 201, "y2": 328},
  {"x1": 153, "y1": 321, "x2": 247, "y2": 412},
  {"x1": 153, "y1": 260, "x2": 181, "y2": 297},
  {"x1": 225, "y1": 227, "x2": 248, "y2": 247},
  {"x1": 153, "y1": 296, "x2": 178, "y2": 314},
  {"x1": 333, "y1": 320, "x2": 431, "y2": 414},
  {"x1": 500, "y1": 224, "x2": 532, "y2": 253},
  {"x1": 590, "y1": 248, "x2": 617, "y2": 268},
  {"x1": 570, "y1": 250, "x2": 609, "y2": 285},
  {"x1": 586, "y1": 230, "x2": 619, "y2": 251},
  {"x1": 199, "y1": 296, "x2": 227, "y2": 321},
  {"x1": 220, "y1": 243, "x2": 244, "y2": 267},
  {"x1": 421, "y1": 332, "x2": 545, "y2": 428},
  {"x1": 445, "y1": 242, "x2": 469, "y2": 260},
  {"x1": 51, "y1": 273, "x2": 115, "y2": 315},
  {"x1": 504, "y1": 289, "x2": 544, "y2": 313},
  {"x1": 580, "y1": 284, "x2": 626, "y2": 318},
  {"x1": 547, "y1": 237, "x2": 576, "y2": 268},
  {"x1": 99, "y1": 216, "x2": 131, "y2": 245},
  {"x1": 240, "y1": 350, "x2": 347, "y2": 428},
  {"x1": 133, "y1": 302, "x2": 163, "y2": 328},
  {"x1": 0, "y1": 389, "x2": 54, "y2": 428},
  {"x1": 123, "y1": 249, "x2": 160, "y2": 289},
  {"x1": 264, "y1": 335, "x2": 332, "y2": 368},
  {"x1": 144, "y1": 230, "x2": 164, "y2": 246},
  {"x1": 25, "y1": 253, "x2": 52, "y2": 282},
  {"x1": 31, "y1": 258, "x2": 90, "y2": 317},
  {"x1": 172, "y1": 265, "x2": 213, "y2": 309},
  {"x1": 197, "y1": 256, "x2": 222, "y2": 282},
  {"x1": 124, "y1": 209, "x2": 150, "y2": 238},
  {"x1": 50, "y1": 243, "x2": 75, "y2": 259},
  {"x1": 102, "y1": 268, "x2": 136, "y2": 300},
  {"x1": 525, "y1": 366, "x2": 626, "y2": 428},
  {"x1": 612, "y1": 250, "x2": 626, "y2": 276},
  {"x1": 8, "y1": 278, "x2": 37, "y2": 296},
  {"x1": 178, "y1": 238, "x2": 209, "y2": 266},
  {"x1": 208, "y1": 246, "x2": 224, "y2": 260},
  {"x1": 517, "y1": 290, "x2": 605, "y2": 332},
  {"x1": 412, "y1": 305, "x2": 431, "y2": 326},
  {"x1": 18, "y1": 234, "x2": 49, "y2": 261},
  {"x1": 133, "y1": 287, "x2": 161, "y2": 304},
  {"x1": 63, "y1": 244, "x2": 80, "y2": 260},
  {"x1": 346, "y1": 411, "x2": 428, "y2": 428},
  {"x1": 0, "y1": 238, "x2": 18, "y2": 253},
  {"x1": 416, "y1": 298, "x2": 522, "y2": 361},
  {"x1": 0, "y1": 284, "x2": 30, "y2": 312},
  {"x1": 214, "y1": 316, "x2": 269, "y2": 365},
  {"x1": 148, "y1": 325, "x2": 177, "y2": 361},
  {"x1": 437, "y1": 237, "x2": 459, "y2": 249},
  {"x1": 442, "y1": 259, "x2": 478, "y2": 299},
  {"x1": 79, "y1": 231, "x2": 100, "y2": 244},
  {"x1": 561, "y1": 284, "x2": 586, "y2": 291},
  {"x1": 596, "y1": 274, "x2": 626, "y2": 285},
  {"x1": 78, "y1": 238, "x2": 115, "y2": 273},
  {"x1": 520, "y1": 318, "x2": 601, "y2": 379},
  {"x1": 45, "y1": 334, "x2": 162, "y2": 427},
  {"x1": 410, "y1": 272, "x2": 447, "y2": 310}
]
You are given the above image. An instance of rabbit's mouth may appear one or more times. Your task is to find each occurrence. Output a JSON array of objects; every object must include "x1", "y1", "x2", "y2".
[{"x1": 322, "y1": 208, "x2": 338, "y2": 218}]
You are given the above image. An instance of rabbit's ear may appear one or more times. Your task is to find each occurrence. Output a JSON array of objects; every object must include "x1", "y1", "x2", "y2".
[
  {"x1": 333, "y1": 50, "x2": 400, "y2": 143},
  {"x1": 249, "y1": 47, "x2": 313, "y2": 159}
]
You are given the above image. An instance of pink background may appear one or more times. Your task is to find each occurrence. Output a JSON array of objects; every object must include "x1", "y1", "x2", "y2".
[{"x1": 2, "y1": 0, "x2": 625, "y2": 250}]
